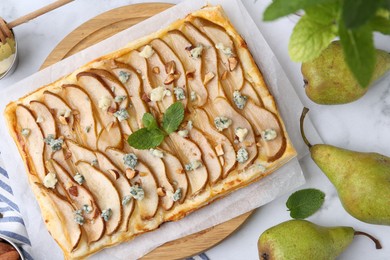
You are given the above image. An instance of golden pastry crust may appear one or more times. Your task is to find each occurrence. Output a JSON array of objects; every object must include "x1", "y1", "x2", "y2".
[{"x1": 4, "y1": 5, "x2": 296, "y2": 259}]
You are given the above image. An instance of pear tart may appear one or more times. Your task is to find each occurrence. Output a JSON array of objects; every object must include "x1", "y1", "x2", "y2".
[{"x1": 4, "y1": 5, "x2": 296, "y2": 259}]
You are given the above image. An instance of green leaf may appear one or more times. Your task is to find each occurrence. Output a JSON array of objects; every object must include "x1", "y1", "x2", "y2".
[
  {"x1": 127, "y1": 128, "x2": 165, "y2": 150},
  {"x1": 370, "y1": 15, "x2": 390, "y2": 35},
  {"x1": 286, "y1": 189, "x2": 325, "y2": 219},
  {"x1": 288, "y1": 14, "x2": 337, "y2": 62},
  {"x1": 342, "y1": 0, "x2": 382, "y2": 29},
  {"x1": 142, "y1": 113, "x2": 158, "y2": 130},
  {"x1": 305, "y1": 1, "x2": 340, "y2": 24},
  {"x1": 162, "y1": 102, "x2": 185, "y2": 134},
  {"x1": 263, "y1": 0, "x2": 334, "y2": 21},
  {"x1": 339, "y1": 23, "x2": 376, "y2": 87}
]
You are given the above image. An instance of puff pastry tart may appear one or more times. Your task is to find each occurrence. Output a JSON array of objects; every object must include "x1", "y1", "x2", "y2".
[{"x1": 4, "y1": 5, "x2": 296, "y2": 259}]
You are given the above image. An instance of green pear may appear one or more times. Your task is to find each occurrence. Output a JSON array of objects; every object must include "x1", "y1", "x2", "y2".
[
  {"x1": 258, "y1": 220, "x2": 381, "y2": 260},
  {"x1": 302, "y1": 41, "x2": 390, "y2": 104},
  {"x1": 300, "y1": 108, "x2": 390, "y2": 225}
]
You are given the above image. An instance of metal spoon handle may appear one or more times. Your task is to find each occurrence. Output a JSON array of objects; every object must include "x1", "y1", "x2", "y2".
[{"x1": 7, "y1": 0, "x2": 74, "y2": 29}]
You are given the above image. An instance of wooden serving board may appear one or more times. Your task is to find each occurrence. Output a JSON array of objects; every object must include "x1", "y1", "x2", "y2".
[{"x1": 40, "y1": 3, "x2": 253, "y2": 259}]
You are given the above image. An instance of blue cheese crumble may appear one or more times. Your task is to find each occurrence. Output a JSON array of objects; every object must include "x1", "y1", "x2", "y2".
[
  {"x1": 73, "y1": 172, "x2": 85, "y2": 185},
  {"x1": 122, "y1": 195, "x2": 132, "y2": 205},
  {"x1": 178, "y1": 129, "x2": 189, "y2": 138},
  {"x1": 233, "y1": 91, "x2": 248, "y2": 109},
  {"x1": 114, "y1": 108, "x2": 130, "y2": 122},
  {"x1": 82, "y1": 204, "x2": 93, "y2": 214},
  {"x1": 149, "y1": 148, "x2": 164, "y2": 158},
  {"x1": 74, "y1": 209, "x2": 85, "y2": 225},
  {"x1": 21, "y1": 128, "x2": 30, "y2": 137},
  {"x1": 235, "y1": 127, "x2": 248, "y2": 143},
  {"x1": 236, "y1": 148, "x2": 249, "y2": 163},
  {"x1": 185, "y1": 160, "x2": 202, "y2": 171},
  {"x1": 44, "y1": 134, "x2": 63, "y2": 151},
  {"x1": 129, "y1": 185, "x2": 144, "y2": 200},
  {"x1": 215, "y1": 42, "x2": 233, "y2": 56},
  {"x1": 118, "y1": 71, "x2": 130, "y2": 83},
  {"x1": 174, "y1": 87, "x2": 186, "y2": 100},
  {"x1": 43, "y1": 172, "x2": 57, "y2": 189},
  {"x1": 101, "y1": 208, "x2": 112, "y2": 221},
  {"x1": 214, "y1": 117, "x2": 232, "y2": 131},
  {"x1": 172, "y1": 188, "x2": 182, "y2": 202},
  {"x1": 123, "y1": 153, "x2": 138, "y2": 169},
  {"x1": 190, "y1": 91, "x2": 196, "y2": 101},
  {"x1": 91, "y1": 159, "x2": 98, "y2": 167},
  {"x1": 190, "y1": 44, "x2": 204, "y2": 58},
  {"x1": 262, "y1": 129, "x2": 277, "y2": 141},
  {"x1": 114, "y1": 95, "x2": 127, "y2": 103}
]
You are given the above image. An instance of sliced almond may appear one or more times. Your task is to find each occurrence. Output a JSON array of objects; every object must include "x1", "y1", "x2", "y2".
[
  {"x1": 125, "y1": 168, "x2": 137, "y2": 179},
  {"x1": 221, "y1": 70, "x2": 228, "y2": 80},
  {"x1": 64, "y1": 150, "x2": 72, "y2": 160},
  {"x1": 68, "y1": 186, "x2": 78, "y2": 197},
  {"x1": 218, "y1": 156, "x2": 225, "y2": 167},
  {"x1": 142, "y1": 93, "x2": 151, "y2": 102},
  {"x1": 186, "y1": 70, "x2": 195, "y2": 80},
  {"x1": 215, "y1": 144, "x2": 224, "y2": 156},
  {"x1": 164, "y1": 74, "x2": 175, "y2": 85},
  {"x1": 244, "y1": 141, "x2": 254, "y2": 147},
  {"x1": 58, "y1": 115, "x2": 68, "y2": 125},
  {"x1": 107, "y1": 106, "x2": 117, "y2": 114},
  {"x1": 203, "y1": 72, "x2": 215, "y2": 85},
  {"x1": 108, "y1": 169, "x2": 120, "y2": 180},
  {"x1": 153, "y1": 66, "x2": 160, "y2": 74},
  {"x1": 139, "y1": 172, "x2": 148, "y2": 177},
  {"x1": 176, "y1": 168, "x2": 185, "y2": 174},
  {"x1": 165, "y1": 60, "x2": 176, "y2": 75},
  {"x1": 157, "y1": 187, "x2": 166, "y2": 197},
  {"x1": 228, "y1": 57, "x2": 238, "y2": 71}
]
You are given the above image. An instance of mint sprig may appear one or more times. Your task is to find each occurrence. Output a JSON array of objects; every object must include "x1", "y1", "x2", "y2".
[
  {"x1": 286, "y1": 188, "x2": 325, "y2": 219},
  {"x1": 127, "y1": 102, "x2": 184, "y2": 149},
  {"x1": 264, "y1": 0, "x2": 390, "y2": 87}
]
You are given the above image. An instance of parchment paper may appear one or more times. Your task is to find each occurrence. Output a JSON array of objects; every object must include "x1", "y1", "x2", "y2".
[{"x1": 0, "y1": 0, "x2": 321, "y2": 259}]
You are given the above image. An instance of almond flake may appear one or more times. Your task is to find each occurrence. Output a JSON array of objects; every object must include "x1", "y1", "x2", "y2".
[
  {"x1": 219, "y1": 156, "x2": 225, "y2": 166},
  {"x1": 107, "y1": 106, "x2": 117, "y2": 114},
  {"x1": 165, "y1": 61, "x2": 176, "y2": 75},
  {"x1": 125, "y1": 168, "x2": 137, "y2": 179},
  {"x1": 164, "y1": 74, "x2": 175, "y2": 85},
  {"x1": 228, "y1": 57, "x2": 238, "y2": 71},
  {"x1": 64, "y1": 150, "x2": 72, "y2": 160},
  {"x1": 153, "y1": 66, "x2": 160, "y2": 74},
  {"x1": 139, "y1": 172, "x2": 148, "y2": 177},
  {"x1": 142, "y1": 93, "x2": 151, "y2": 102},
  {"x1": 186, "y1": 70, "x2": 195, "y2": 80},
  {"x1": 215, "y1": 144, "x2": 224, "y2": 156},
  {"x1": 203, "y1": 72, "x2": 215, "y2": 85},
  {"x1": 221, "y1": 70, "x2": 228, "y2": 80},
  {"x1": 108, "y1": 169, "x2": 120, "y2": 180},
  {"x1": 157, "y1": 187, "x2": 166, "y2": 197},
  {"x1": 58, "y1": 115, "x2": 68, "y2": 125},
  {"x1": 68, "y1": 186, "x2": 78, "y2": 197}
]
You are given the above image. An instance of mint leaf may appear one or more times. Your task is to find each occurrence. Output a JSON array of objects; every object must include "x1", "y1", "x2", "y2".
[
  {"x1": 263, "y1": 0, "x2": 334, "y2": 21},
  {"x1": 305, "y1": 2, "x2": 340, "y2": 24},
  {"x1": 127, "y1": 128, "x2": 165, "y2": 150},
  {"x1": 142, "y1": 113, "x2": 158, "y2": 130},
  {"x1": 162, "y1": 102, "x2": 184, "y2": 134},
  {"x1": 339, "y1": 23, "x2": 375, "y2": 87},
  {"x1": 288, "y1": 14, "x2": 337, "y2": 62},
  {"x1": 286, "y1": 189, "x2": 325, "y2": 219},
  {"x1": 342, "y1": 0, "x2": 382, "y2": 29},
  {"x1": 370, "y1": 15, "x2": 390, "y2": 35}
]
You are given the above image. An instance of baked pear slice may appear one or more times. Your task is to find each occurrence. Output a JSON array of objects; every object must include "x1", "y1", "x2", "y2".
[
  {"x1": 105, "y1": 148, "x2": 159, "y2": 220},
  {"x1": 241, "y1": 81, "x2": 263, "y2": 107},
  {"x1": 190, "y1": 108, "x2": 236, "y2": 178},
  {"x1": 15, "y1": 104, "x2": 46, "y2": 182},
  {"x1": 95, "y1": 151, "x2": 134, "y2": 232},
  {"x1": 167, "y1": 132, "x2": 208, "y2": 196},
  {"x1": 75, "y1": 161, "x2": 122, "y2": 235},
  {"x1": 48, "y1": 159, "x2": 105, "y2": 244},
  {"x1": 42, "y1": 91, "x2": 76, "y2": 140},
  {"x1": 36, "y1": 184, "x2": 82, "y2": 252},
  {"x1": 188, "y1": 126, "x2": 222, "y2": 184},
  {"x1": 162, "y1": 30, "x2": 208, "y2": 107},
  {"x1": 65, "y1": 139, "x2": 96, "y2": 165},
  {"x1": 62, "y1": 84, "x2": 98, "y2": 150}
]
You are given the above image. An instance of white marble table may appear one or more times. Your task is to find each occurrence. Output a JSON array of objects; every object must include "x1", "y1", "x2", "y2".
[{"x1": 1, "y1": 0, "x2": 389, "y2": 259}]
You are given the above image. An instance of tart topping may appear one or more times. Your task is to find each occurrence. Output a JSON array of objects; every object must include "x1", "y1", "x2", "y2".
[
  {"x1": 187, "y1": 120, "x2": 193, "y2": 130},
  {"x1": 174, "y1": 87, "x2": 186, "y2": 100},
  {"x1": 108, "y1": 169, "x2": 120, "y2": 180},
  {"x1": 44, "y1": 134, "x2": 64, "y2": 151},
  {"x1": 185, "y1": 160, "x2": 202, "y2": 171},
  {"x1": 153, "y1": 66, "x2": 160, "y2": 74},
  {"x1": 85, "y1": 125, "x2": 91, "y2": 133},
  {"x1": 91, "y1": 159, "x2": 98, "y2": 167},
  {"x1": 235, "y1": 127, "x2": 248, "y2": 143},
  {"x1": 114, "y1": 95, "x2": 127, "y2": 103},
  {"x1": 123, "y1": 153, "x2": 138, "y2": 169},
  {"x1": 157, "y1": 187, "x2": 166, "y2": 197},
  {"x1": 68, "y1": 186, "x2": 78, "y2": 197},
  {"x1": 21, "y1": 128, "x2": 30, "y2": 137},
  {"x1": 73, "y1": 172, "x2": 85, "y2": 185},
  {"x1": 172, "y1": 188, "x2": 182, "y2": 202},
  {"x1": 98, "y1": 96, "x2": 112, "y2": 111},
  {"x1": 214, "y1": 116, "x2": 232, "y2": 131},
  {"x1": 215, "y1": 144, "x2": 224, "y2": 156},
  {"x1": 189, "y1": 44, "x2": 204, "y2": 58},
  {"x1": 118, "y1": 71, "x2": 130, "y2": 83},
  {"x1": 125, "y1": 168, "x2": 137, "y2": 179},
  {"x1": 228, "y1": 57, "x2": 238, "y2": 71},
  {"x1": 150, "y1": 86, "x2": 171, "y2": 102},
  {"x1": 262, "y1": 129, "x2": 277, "y2": 141},
  {"x1": 165, "y1": 60, "x2": 176, "y2": 75},
  {"x1": 233, "y1": 90, "x2": 247, "y2": 109},
  {"x1": 150, "y1": 148, "x2": 164, "y2": 158},
  {"x1": 36, "y1": 115, "x2": 44, "y2": 123},
  {"x1": 73, "y1": 209, "x2": 85, "y2": 225},
  {"x1": 114, "y1": 109, "x2": 130, "y2": 122},
  {"x1": 122, "y1": 195, "x2": 132, "y2": 205},
  {"x1": 190, "y1": 91, "x2": 197, "y2": 101},
  {"x1": 178, "y1": 129, "x2": 189, "y2": 138},
  {"x1": 82, "y1": 204, "x2": 93, "y2": 214},
  {"x1": 203, "y1": 72, "x2": 215, "y2": 85},
  {"x1": 139, "y1": 45, "x2": 154, "y2": 58},
  {"x1": 101, "y1": 208, "x2": 112, "y2": 221},
  {"x1": 129, "y1": 184, "x2": 144, "y2": 200},
  {"x1": 236, "y1": 148, "x2": 249, "y2": 163},
  {"x1": 215, "y1": 42, "x2": 233, "y2": 57},
  {"x1": 43, "y1": 172, "x2": 57, "y2": 189}
]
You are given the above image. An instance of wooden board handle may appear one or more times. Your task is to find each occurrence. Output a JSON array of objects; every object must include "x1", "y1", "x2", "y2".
[{"x1": 7, "y1": 0, "x2": 74, "y2": 29}]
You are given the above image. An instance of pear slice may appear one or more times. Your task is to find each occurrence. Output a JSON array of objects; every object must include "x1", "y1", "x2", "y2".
[
  {"x1": 162, "y1": 30, "x2": 208, "y2": 107},
  {"x1": 159, "y1": 150, "x2": 188, "y2": 203},
  {"x1": 150, "y1": 39, "x2": 188, "y2": 108},
  {"x1": 42, "y1": 91, "x2": 76, "y2": 140},
  {"x1": 244, "y1": 100, "x2": 286, "y2": 161},
  {"x1": 167, "y1": 132, "x2": 208, "y2": 196},
  {"x1": 181, "y1": 22, "x2": 224, "y2": 101},
  {"x1": 95, "y1": 151, "x2": 134, "y2": 231},
  {"x1": 127, "y1": 145, "x2": 174, "y2": 211},
  {"x1": 36, "y1": 184, "x2": 82, "y2": 252},
  {"x1": 62, "y1": 84, "x2": 98, "y2": 150},
  {"x1": 211, "y1": 97, "x2": 257, "y2": 170},
  {"x1": 65, "y1": 139, "x2": 96, "y2": 165},
  {"x1": 188, "y1": 127, "x2": 222, "y2": 184},
  {"x1": 76, "y1": 71, "x2": 122, "y2": 151},
  {"x1": 241, "y1": 81, "x2": 263, "y2": 107},
  {"x1": 15, "y1": 105, "x2": 46, "y2": 182},
  {"x1": 75, "y1": 161, "x2": 122, "y2": 235},
  {"x1": 105, "y1": 148, "x2": 159, "y2": 220},
  {"x1": 48, "y1": 159, "x2": 105, "y2": 243},
  {"x1": 190, "y1": 108, "x2": 236, "y2": 178},
  {"x1": 109, "y1": 61, "x2": 148, "y2": 129}
]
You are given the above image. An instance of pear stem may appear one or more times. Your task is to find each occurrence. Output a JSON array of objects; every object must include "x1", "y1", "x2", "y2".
[
  {"x1": 300, "y1": 107, "x2": 312, "y2": 148},
  {"x1": 354, "y1": 231, "x2": 382, "y2": 249}
]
